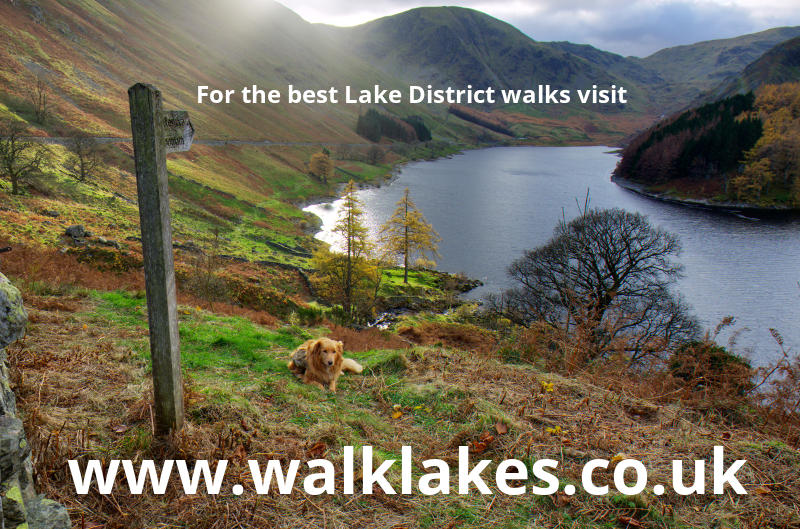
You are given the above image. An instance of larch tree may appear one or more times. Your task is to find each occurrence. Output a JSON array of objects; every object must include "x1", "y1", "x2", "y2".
[
  {"x1": 380, "y1": 187, "x2": 440, "y2": 283},
  {"x1": 312, "y1": 180, "x2": 382, "y2": 320}
]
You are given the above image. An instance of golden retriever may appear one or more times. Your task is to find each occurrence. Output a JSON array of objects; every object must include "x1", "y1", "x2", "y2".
[{"x1": 288, "y1": 337, "x2": 363, "y2": 392}]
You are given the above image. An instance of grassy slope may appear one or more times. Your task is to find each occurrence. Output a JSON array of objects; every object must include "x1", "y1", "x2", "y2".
[
  {"x1": 0, "y1": 0, "x2": 500, "y2": 274},
  {"x1": 713, "y1": 36, "x2": 800, "y2": 99},
  {"x1": 636, "y1": 26, "x2": 800, "y2": 106},
  {"x1": 334, "y1": 7, "x2": 657, "y2": 142},
  {"x1": 8, "y1": 283, "x2": 799, "y2": 528}
]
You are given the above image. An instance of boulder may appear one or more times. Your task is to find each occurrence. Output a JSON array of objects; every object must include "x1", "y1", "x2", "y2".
[
  {"x1": 0, "y1": 275, "x2": 70, "y2": 529},
  {"x1": 0, "y1": 274, "x2": 26, "y2": 350},
  {"x1": 64, "y1": 224, "x2": 87, "y2": 239}
]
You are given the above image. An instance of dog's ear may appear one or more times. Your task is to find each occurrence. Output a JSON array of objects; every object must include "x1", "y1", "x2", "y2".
[
  {"x1": 309, "y1": 339, "x2": 322, "y2": 358},
  {"x1": 336, "y1": 341, "x2": 343, "y2": 354}
]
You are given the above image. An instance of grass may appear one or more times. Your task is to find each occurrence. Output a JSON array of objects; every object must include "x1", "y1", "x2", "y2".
[{"x1": 7, "y1": 282, "x2": 799, "y2": 528}]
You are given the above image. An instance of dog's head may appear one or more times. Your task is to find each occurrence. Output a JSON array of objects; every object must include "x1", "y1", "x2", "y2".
[{"x1": 308, "y1": 337, "x2": 343, "y2": 372}]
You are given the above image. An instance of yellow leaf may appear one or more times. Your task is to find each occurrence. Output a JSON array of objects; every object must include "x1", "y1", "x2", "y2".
[
  {"x1": 392, "y1": 411, "x2": 403, "y2": 419},
  {"x1": 610, "y1": 453, "x2": 628, "y2": 467}
]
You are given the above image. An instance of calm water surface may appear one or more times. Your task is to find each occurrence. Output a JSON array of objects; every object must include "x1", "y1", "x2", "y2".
[{"x1": 305, "y1": 146, "x2": 800, "y2": 365}]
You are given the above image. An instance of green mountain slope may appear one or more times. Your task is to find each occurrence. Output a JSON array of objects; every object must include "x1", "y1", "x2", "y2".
[
  {"x1": 714, "y1": 36, "x2": 800, "y2": 98},
  {"x1": 636, "y1": 26, "x2": 800, "y2": 105},
  {"x1": 0, "y1": 0, "x2": 409, "y2": 141},
  {"x1": 332, "y1": 6, "x2": 660, "y2": 141},
  {"x1": 336, "y1": 7, "x2": 618, "y2": 91}
]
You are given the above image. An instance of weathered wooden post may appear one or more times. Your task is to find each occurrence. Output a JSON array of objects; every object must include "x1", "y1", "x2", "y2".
[{"x1": 128, "y1": 83, "x2": 194, "y2": 435}]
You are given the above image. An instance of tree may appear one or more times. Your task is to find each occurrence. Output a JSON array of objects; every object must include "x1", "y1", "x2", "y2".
[
  {"x1": 491, "y1": 208, "x2": 698, "y2": 366},
  {"x1": 64, "y1": 135, "x2": 103, "y2": 182},
  {"x1": 29, "y1": 74, "x2": 49, "y2": 124},
  {"x1": 309, "y1": 151, "x2": 332, "y2": 183},
  {"x1": 380, "y1": 187, "x2": 440, "y2": 283},
  {"x1": 366, "y1": 145, "x2": 385, "y2": 165},
  {"x1": 0, "y1": 120, "x2": 49, "y2": 195},
  {"x1": 312, "y1": 180, "x2": 383, "y2": 320}
]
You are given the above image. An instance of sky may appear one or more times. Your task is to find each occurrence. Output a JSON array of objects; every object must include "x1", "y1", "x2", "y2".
[{"x1": 278, "y1": 0, "x2": 800, "y2": 57}]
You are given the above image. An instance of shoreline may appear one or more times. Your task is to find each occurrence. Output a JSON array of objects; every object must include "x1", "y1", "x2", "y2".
[{"x1": 611, "y1": 175, "x2": 800, "y2": 218}]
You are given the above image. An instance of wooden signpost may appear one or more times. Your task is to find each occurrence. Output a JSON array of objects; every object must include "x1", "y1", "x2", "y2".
[{"x1": 128, "y1": 83, "x2": 194, "y2": 434}]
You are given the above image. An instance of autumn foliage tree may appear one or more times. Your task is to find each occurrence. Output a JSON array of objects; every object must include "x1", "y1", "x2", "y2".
[
  {"x1": 312, "y1": 180, "x2": 383, "y2": 321},
  {"x1": 736, "y1": 82, "x2": 800, "y2": 204},
  {"x1": 309, "y1": 151, "x2": 332, "y2": 183},
  {"x1": 380, "y1": 187, "x2": 441, "y2": 283}
]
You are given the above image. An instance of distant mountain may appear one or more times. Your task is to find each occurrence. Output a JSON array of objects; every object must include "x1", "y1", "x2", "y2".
[
  {"x1": 331, "y1": 7, "x2": 661, "y2": 142},
  {"x1": 713, "y1": 36, "x2": 800, "y2": 98},
  {"x1": 1, "y1": 0, "x2": 798, "y2": 145},
  {"x1": 0, "y1": 0, "x2": 414, "y2": 141},
  {"x1": 336, "y1": 8, "x2": 628, "y2": 92},
  {"x1": 636, "y1": 27, "x2": 800, "y2": 105}
]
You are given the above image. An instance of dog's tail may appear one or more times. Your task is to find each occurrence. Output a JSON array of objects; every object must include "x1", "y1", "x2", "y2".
[{"x1": 341, "y1": 358, "x2": 363, "y2": 374}]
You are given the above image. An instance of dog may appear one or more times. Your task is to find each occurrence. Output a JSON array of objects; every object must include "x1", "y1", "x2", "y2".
[{"x1": 288, "y1": 337, "x2": 363, "y2": 392}]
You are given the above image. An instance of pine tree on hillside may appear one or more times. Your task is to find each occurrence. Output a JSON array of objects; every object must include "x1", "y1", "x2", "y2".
[{"x1": 380, "y1": 188, "x2": 441, "y2": 283}]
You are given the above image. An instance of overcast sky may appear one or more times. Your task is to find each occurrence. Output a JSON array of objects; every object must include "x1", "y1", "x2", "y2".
[{"x1": 279, "y1": 0, "x2": 800, "y2": 57}]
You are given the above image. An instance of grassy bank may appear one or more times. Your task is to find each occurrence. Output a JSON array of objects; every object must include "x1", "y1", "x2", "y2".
[{"x1": 6, "y1": 281, "x2": 798, "y2": 528}]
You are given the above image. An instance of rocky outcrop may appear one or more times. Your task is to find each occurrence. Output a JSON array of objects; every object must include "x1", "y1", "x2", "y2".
[{"x1": 0, "y1": 273, "x2": 70, "y2": 529}]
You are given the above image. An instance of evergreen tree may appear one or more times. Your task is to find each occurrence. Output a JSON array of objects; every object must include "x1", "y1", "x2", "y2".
[{"x1": 380, "y1": 188, "x2": 441, "y2": 283}]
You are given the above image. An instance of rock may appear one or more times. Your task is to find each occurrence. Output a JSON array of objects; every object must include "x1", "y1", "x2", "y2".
[
  {"x1": 29, "y1": 3, "x2": 44, "y2": 23},
  {"x1": 0, "y1": 274, "x2": 27, "y2": 350},
  {"x1": 0, "y1": 276, "x2": 70, "y2": 529},
  {"x1": 27, "y1": 497, "x2": 71, "y2": 529},
  {"x1": 96, "y1": 237, "x2": 121, "y2": 250},
  {"x1": 42, "y1": 210, "x2": 59, "y2": 218},
  {"x1": 172, "y1": 241, "x2": 200, "y2": 253},
  {"x1": 64, "y1": 225, "x2": 87, "y2": 239}
]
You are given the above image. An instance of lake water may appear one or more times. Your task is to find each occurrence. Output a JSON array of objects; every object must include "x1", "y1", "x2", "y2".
[{"x1": 305, "y1": 146, "x2": 800, "y2": 366}]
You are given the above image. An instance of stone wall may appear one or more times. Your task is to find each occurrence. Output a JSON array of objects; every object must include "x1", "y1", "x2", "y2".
[{"x1": 0, "y1": 273, "x2": 70, "y2": 529}]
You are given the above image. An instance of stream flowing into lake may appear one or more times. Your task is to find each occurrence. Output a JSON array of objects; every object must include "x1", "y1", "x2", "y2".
[{"x1": 305, "y1": 146, "x2": 800, "y2": 366}]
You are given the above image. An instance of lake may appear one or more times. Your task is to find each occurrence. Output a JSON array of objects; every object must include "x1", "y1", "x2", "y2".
[{"x1": 305, "y1": 146, "x2": 800, "y2": 366}]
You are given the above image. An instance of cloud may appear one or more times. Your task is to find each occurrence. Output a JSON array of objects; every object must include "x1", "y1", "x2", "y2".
[
  {"x1": 506, "y1": 1, "x2": 761, "y2": 56},
  {"x1": 281, "y1": 0, "x2": 800, "y2": 57}
]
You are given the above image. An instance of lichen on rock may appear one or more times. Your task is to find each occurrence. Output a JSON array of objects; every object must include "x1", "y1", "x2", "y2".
[{"x1": 0, "y1": 273, "x2": 70, "y2": 529}]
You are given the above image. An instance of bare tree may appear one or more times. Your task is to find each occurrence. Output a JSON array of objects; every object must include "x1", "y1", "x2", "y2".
[
  {"x1": 366, "y1": 145, "x2": 385, "y2": 165},
  {"x1": 491, "y1": 208, "x2": 698, "y2": 365},
  {"x1": 29, "y1": 74, "x2": 49, "y2": 124},
  {"x1": 64, "y1": 136, "x2": 103, "y2": 182},
  {"x1": 0, "y1": 120, "x2": 49, "y2": 195}
]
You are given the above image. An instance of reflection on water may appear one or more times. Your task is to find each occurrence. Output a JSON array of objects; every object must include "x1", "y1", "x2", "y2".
[{"x1": 305, "y1": 146, "x2": 800, "y2": 366}]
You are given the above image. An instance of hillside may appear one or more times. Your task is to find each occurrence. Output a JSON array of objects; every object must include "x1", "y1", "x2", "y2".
[
  {"x1": 333, "y1": 7, "x2": 659, "y2": 142},
  {"x1": 635, "y1": 26, "x2": 800, "y2": 107},
  {"x1": 614, "y1": 82, "x2": 800, "y2": 209},
  {"x1": 714, "y1": 36, "x2": 800, "y2": 98},
  {"x1": 1, "y1": 256, "x2": 798, "y2": 528}
]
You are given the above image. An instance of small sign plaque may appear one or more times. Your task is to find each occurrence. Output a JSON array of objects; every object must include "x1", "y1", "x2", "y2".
[{"x1": 163, "y1": 110, "x2": 194, "y2": 153}]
